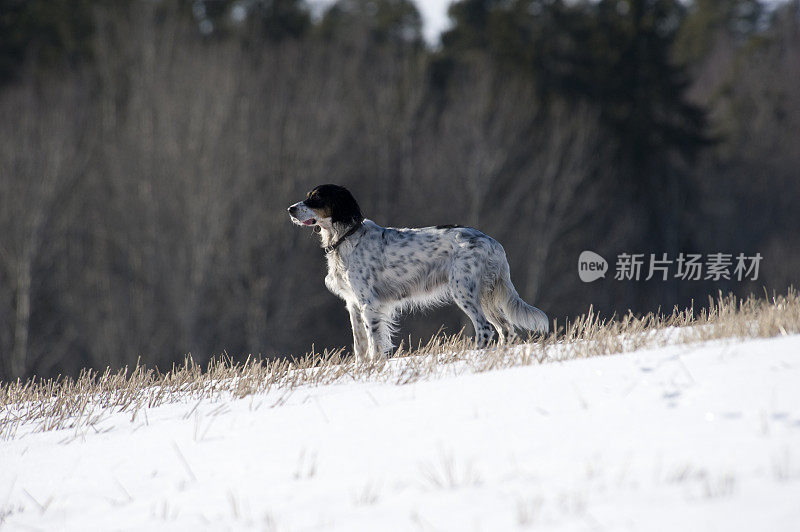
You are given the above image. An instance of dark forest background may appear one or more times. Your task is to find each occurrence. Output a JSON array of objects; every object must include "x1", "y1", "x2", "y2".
[{"x1": 0, "y1": 0, "x2": 798, "y2": 380}]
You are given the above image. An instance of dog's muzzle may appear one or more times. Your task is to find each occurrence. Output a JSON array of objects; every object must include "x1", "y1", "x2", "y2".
[{"x1": 288, "y1": 202, "x2": 317, "y2": 226}]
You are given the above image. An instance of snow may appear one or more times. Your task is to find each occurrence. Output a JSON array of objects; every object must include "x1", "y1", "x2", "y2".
[
  {"x1": 412, "y1": 0, "x2": 454, "y2": 44},
  {"x1": 306, "y1": 0, "x2": 454, "y2": 45},
  {"x1": 2, "y1": 334, "x2": 800, "y2": 530}
]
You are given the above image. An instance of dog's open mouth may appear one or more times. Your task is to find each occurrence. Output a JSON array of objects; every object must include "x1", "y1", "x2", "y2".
[{"x1": 302, "y1": 218, "x2": 316, "y2": 226}]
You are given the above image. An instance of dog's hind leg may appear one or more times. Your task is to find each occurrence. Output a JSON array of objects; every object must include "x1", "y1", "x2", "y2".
[
  {"x1": 496, "y1": 321, "x2": 519, "y2": 345},
  {"x1": 450, "y1": 281, "x2": 495, "y2": 348},
  {"x1": 482, "y1": 301, "x2": 518, "y2": 345},
  {"x1": 484, "y1": 313, "x2": 516, "y2": 345}
]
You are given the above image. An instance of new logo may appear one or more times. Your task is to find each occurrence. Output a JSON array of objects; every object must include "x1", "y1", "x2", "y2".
[{"x1": 578, "y1": 251, "x2": 608, "y2": 282}]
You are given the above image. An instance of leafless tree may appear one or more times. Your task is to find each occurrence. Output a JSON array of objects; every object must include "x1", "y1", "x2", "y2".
[{"x1": 0, "y1": 76, "x2": 95, "y2": 377}]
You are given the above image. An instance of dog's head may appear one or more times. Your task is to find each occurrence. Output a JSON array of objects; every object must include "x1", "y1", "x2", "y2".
[{"x1": 287, "y1": 184, "x2": 364, "y2": 230}]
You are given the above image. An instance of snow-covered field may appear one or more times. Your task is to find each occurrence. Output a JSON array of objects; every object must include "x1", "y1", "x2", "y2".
[{"x1": 2, "y1": 334, "x2": 800, "y2": 531}]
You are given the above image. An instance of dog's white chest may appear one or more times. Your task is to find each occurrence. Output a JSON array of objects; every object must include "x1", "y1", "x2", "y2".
[{"x1": 324, "y1": 258, "x2": 356, "y2": 301}]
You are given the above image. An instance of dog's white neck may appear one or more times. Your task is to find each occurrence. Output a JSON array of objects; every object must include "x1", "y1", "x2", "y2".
[{"x1": 318, "y1": 221, "x2": 357, "y2": 250}]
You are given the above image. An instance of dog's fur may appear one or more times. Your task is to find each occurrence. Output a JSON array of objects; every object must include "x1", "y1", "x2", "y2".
[{"x1": 288, "y1": 184, "x2": 549, "y2": 361}]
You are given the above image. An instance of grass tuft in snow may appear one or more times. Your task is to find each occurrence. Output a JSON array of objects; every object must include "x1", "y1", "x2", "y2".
[
  {"x1": 418, "y1": 448, "x2": 483, "y2": 490},
  {"x1": 1, "y1": 288, "x2": 799, "y2": 441}
]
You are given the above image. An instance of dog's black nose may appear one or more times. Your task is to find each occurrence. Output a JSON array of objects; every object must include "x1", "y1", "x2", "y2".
[{"x1": 288, "y1": 205, "x2": 298, "y2": 215}]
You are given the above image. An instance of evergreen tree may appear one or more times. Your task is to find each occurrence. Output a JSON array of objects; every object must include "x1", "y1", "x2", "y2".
[
  {"x1": 586, "y1": 0, "x2": 709, "y2": 251},
  {"x1": 318, "y1": 0, "x2": 423, "y2": 45},
  {"x1": 673, "y1": 0, "x2": 764, "y2": 65},
  {"x1": 0, "y1": 0, "x2": 94, "y2": 84},
  {"x1": 441, "y1": 0, "x2": 710, "y2": 252},
  {"x1": 187, "y1": 0, "x2": 311, "y2": 41}
]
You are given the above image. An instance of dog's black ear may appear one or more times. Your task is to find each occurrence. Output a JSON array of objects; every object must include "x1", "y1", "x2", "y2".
[{"x1": 328, "y1": 185, "x2": 364, "y2": 226}]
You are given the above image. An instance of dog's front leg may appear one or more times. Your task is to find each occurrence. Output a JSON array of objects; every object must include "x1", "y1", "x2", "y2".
[
  {"x1": 346, "y1": 301, "x2": 369, "y2": 362},
  {"x1": 360, "y1": 305, "x2": 392, "y2": 361}
]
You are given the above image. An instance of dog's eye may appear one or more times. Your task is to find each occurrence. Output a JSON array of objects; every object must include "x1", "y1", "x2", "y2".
[{"x1": 305, "y1": 197, "x2": 322, "y2": 208}]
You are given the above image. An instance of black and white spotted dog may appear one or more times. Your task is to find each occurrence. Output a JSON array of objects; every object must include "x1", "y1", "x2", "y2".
[{"x1": 288, "y1": 184, "x2": 549, "y2": 361}]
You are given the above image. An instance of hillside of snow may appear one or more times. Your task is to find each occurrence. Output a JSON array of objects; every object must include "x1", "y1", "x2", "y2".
[{"x1": 2, "y1": 334, "x2": 800, "y2": 531}]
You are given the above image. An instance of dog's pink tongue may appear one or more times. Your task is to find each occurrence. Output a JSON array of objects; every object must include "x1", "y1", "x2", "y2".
[{"x1": 303, "y1": 219, "x2": 315, "y2": 226}]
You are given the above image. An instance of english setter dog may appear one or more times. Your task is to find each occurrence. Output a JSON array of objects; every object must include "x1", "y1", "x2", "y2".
[{"x1": 288, "y1": 184, "x2": 549, "y2": 361}]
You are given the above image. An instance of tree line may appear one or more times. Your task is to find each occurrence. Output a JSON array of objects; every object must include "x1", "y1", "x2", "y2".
[{"x1": 0, "y1": 0, "x2": 798, "y2": 379}]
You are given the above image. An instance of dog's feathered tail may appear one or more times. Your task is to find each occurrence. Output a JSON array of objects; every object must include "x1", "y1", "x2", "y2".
[{"x1": 490, "y1": 275, "x2": 550, "y2": 335}]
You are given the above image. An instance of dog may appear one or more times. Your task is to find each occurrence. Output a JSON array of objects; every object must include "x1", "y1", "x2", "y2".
[{"x1": 288, "y1": 184, "x2": 549, "y2": 361}]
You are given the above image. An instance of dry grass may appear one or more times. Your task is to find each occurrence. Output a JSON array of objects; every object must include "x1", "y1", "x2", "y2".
[
  {"x1": 419, "y1": 449, "x2": 483, "y2": 490},
  {"x1": 2, "y1": 289, "x2": 799, "y2": 441}
]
